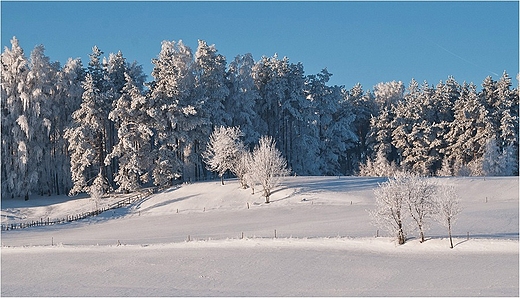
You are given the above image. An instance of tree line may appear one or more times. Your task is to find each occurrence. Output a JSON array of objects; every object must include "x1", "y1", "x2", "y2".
[{"x1": 1, "y1": 36, "x2": 518, "y2": 199}]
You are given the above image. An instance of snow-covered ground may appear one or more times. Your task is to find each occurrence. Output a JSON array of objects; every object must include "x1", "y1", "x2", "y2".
[{"x1": 1, "y1": 176, "x2": 518, "y2": 296}]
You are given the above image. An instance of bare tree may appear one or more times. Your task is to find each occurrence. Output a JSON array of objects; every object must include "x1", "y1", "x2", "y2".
[
  {"x1": 202, "y1": 126, "x2": 245, "y2": 185},
  {"x1": 369, "y1": 173, "x2": 408, "y2": 244},
  {"x1": 250, "y1": 136, "x2": 290, "y2": 203},
  {"x1": 234, "y1": 150, "x2": 252, "y2": 189},
  {"x1": 405, "y1": 174, "x2": 438, "y2": 243},
  {"x1": 435, "y1": 185, "x2": 462, "y2": 248}
]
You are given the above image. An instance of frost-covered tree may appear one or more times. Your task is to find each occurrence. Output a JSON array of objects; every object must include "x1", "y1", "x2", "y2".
[
  {"x1": 202, "y1": 126, "x2": 245, "y2": 185},
  {"x1": 435, "y1": 185, "x2": 462, "y2": 248},
  {"x1": 253, "y1": 54, "x2": 316, "y2": 175},
  {"x1": 392, "y1": 80, "x2": 439, "y2": 175},
  {"x1": 65, "y1": 73, "x2": 107, "y2": 195},
  {"x1": 359, "y1": 146, "x2": 399, "y2": 177},
  {"x1": 105, "y1": 73, "x2": 153, "y2": 193},
  {"x1": 194, "y1": 40, "x2": 230, "y2": 128},
  {"x1": 307, "y1": 69, "x2": 357, "y2": 175},
  {"x1": 370, "y1": 173, "x2": 408, "y2": 244},
  {"x1": 234, "y1": 149, "x2": 253, "y2": 189},
  {"x1": 225, "y1": 53, "x2": 261, "y2": 147},
  {"x1": 373, "y1": 80, "x2": 405, "y2": 110},
  {"x1": 148, "y1": 40, "x2": 202, "y2": 186},
  {"x1": 404, "y1": 174, "x2": 437, "y2": 243},
  {"x1": 366, "y1": 106, "x2": 396, "y2": 164},
  {"x1": 25, "y1": 45, "x2": 61, "y2": 196},
  {"x1": 65, "y1": 46, "x2": 121, "y2": 195},
  {"x1": 1, "y1": 37, "x2": 30, "y2": 199},
  {"x1": 480, "y1": 137, "x2": 517, "y2": 176},
  {"x1": 348, "y1": 84, "x2": 377, "y2": 169},
  {"x1": 249, "y1": 136, "x2": 290, "y2": 203},
  {"x1": 53, "y1": 58, "x2": 84, "y2": 194},
  {"x1": 445, "y1": 83, "x2": 492, "y2": 176},
  {"x1": 188, "y1": 40, "x2": 231, "y2": 180}
]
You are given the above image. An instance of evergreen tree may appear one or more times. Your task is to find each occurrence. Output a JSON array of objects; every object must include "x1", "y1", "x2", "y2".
[
  {"x1": 53, "y1": 58, "x2": 84, "y2": 195},
  {"x1": 445, "y1": 83, "x2": 492, "y2": 176},
  {"x1": 348, "y1": 83, "x2": 377, "y2": 170},
  {"x1": 25, "y1": 44, "x2": 60, "y2": 196},
  {"x1": 225, "y1": 53, "x2": 262, "y2": 148},
  {"x1": 65, "y1": 73, "x2": 109, "y2": 195},
  {"x1": 106, "y1": 73, "x2": 153, "y2": 193},
  {"x1": 148, "y1": 40, "x2": 201, "y2": 186},
  {"x1": 1, "y1": 37, "x2": 30, "y2": 199},
  {"x1": 190, "y1": 40, "x2": 230, "y2": 180}
]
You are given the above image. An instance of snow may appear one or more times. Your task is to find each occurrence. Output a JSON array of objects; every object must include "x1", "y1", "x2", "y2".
[{"x1": 2, "y1": 176, "x2": 518, "y2": 296}]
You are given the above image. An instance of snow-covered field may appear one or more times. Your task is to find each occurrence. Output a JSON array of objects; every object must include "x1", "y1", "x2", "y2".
[{"x1": 2, "y1": 176, "x2": 518, "y2": 296}]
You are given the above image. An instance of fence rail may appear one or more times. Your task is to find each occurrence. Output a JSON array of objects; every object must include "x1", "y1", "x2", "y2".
[{"x1": 1, "y1": 188, "x2": 154, "y2": 232}]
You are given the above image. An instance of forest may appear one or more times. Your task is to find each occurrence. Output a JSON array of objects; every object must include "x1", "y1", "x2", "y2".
[{"x1": 1, "y1": 37, "x2": 518, "y2": 199}]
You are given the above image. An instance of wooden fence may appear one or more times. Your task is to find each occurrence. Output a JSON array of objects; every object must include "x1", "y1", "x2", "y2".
[{"x1": 1, "y1": 188, "x2": 154, "y2": 232}]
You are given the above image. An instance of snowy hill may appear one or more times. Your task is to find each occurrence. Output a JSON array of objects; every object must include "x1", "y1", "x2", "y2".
[{"x1": 1, "y1": 176, "x2": 518, "y2": 296}]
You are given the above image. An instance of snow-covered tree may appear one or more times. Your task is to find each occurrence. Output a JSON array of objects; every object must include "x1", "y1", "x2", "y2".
[
  {"x1": 105, "y1": 73, "x2": 153, "y2": 193},
  {"x1": 225, "y1": 53, "x2": 261, "y2": 147},
  {"x1": 373, "y1": 80, "x2": 405, "y2": 110},
  {"x1": 187, "y1": 40, "x2": 231, "y2": 180},
  {"x1": 1, "y1": 37, "x2": 30, "y2": 199},
  {"x1": 234, "y1": 149, "x2": 253, "y2": 189},
  {"x1": 65, "y1": 73, "x2": 107, "y2": 195},
  {"x1": 249, "y1": 136, "x2": 290, "y2": 203},
  {"x1": 25, "y1": 44, "x2": 60, "y2": 196},
  {"x1": 444, "y1": 83, "x2": 492, "y2": 176},
  {"x1": 365, "y1": 106, "x2": 396, "y2": 164},
  {"x1": 370, "y1": 173, "x2": 409, "y2": 244},
  {"x1": 359, "y1": 146, "x2": 399, "y2": 177},
  {"x1": 404, "y1": 174, "x2": 437, "y2": 243},
  {"x1": 202, "y1": 126, "x2": 245, "y2": 185},
  {"x1": 435, "y1": 185, "x2": 462, "y2": 248},
  {"x1": 148, "y1": 40, "x2": 201, "y2": 186},
  {"x1": 53, "y1": 58, "x2": 84, "y2": 195},
  {"x1": 307, "y1": 69, "x2": 357, "y2": 175},
  {"x1": 348, "y1": 84, "x2": 377, "y2": 170}
]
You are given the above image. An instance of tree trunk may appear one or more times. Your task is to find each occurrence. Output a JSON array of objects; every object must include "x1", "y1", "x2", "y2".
[
  {"x1": 419, "y1": 225, "x2": 425, "y2": 243},
  {"x1": 448, "y1": 218, "x2": 454, "y2": 249},
  {"x1": 221, "y1": 175, "x2": 224, "y2": 185},
  {"x1": 397, "y1": 221, "x2": 405, "y2": 244}
]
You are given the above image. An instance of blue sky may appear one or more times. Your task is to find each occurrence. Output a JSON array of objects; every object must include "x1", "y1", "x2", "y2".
[{"x1": 1, "y1": 1, "x2": 518, "y2": 90}]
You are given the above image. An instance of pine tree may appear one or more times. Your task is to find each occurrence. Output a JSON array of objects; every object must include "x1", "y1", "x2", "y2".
[
  {"x1": 445, "y1": 83, "x2": 492, "y2": 176},
  {"x1": 225, "y1": 53, "x2": 262, "y2": 148},
  {"x1": 25, "y1": 44, "x2": 60, "y2": 196},
  {"x1": 1, "y1": 37, "x2": 30, "y2": 199},
  {"x1": 348, "y1": 83, "x2": 377, "y2": 170},
  {"x1": 148, "y1": 40, "x2": 201, "y2": 186},
  {"x1": 65, "y1": 73, "x2": 108, "y2": 195},
  {"x1": 53, "y1": 58, "x2": 84, "y2": 195},
  {"x1": 190, "y1": 40, "x2": 230, "y2": 180},
  {"x1": 106, "y1": 73, "x2": 153, "y2": 193}
]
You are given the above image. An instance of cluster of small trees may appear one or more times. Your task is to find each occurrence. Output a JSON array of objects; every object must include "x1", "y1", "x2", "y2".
[
  {"x1": 203, "y1": 126, "x2": 290, "y2": 203},
  {"x1": 370, "y1": 173, "x2": 461, "y2": 248},
  {"x1": 2, "y1": 36, "x2": 518, "y2": 199}
]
